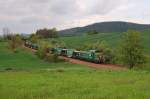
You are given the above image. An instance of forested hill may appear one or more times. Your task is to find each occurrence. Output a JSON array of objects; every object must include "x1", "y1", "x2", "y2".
[{"x1": 58, "y1": 21, "x2": 150, "y2": 36}]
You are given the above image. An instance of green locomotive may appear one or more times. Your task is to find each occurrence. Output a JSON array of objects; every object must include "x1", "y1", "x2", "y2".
[{"x1": 53, "y1": 48, "x2": 100, "y2": 63}]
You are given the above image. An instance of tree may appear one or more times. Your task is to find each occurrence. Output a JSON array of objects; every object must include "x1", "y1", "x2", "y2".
[
  {"x1": 87, "y1": 30, "x2": 98, "y2": 35},
  {"x1": 36, "y1": 28, "x2": 58, "y2": 38},
  {"x1": 36, "y1": 41, "x2": 49, "y2": 59},
  {"x1": 120, "y1": 30, "x2": 146, "y2": 69},
  {"x1": 97, "y1": 41, "x2": 109, "y2": 63},
  {"x1": 36, "y1": 41, "x2": 61, "y2": 63},
  {"x1": 29, "y1": 34, "x2": 39, "y2": 43},
  {"x1": 91, "y1": 40, "x2": 116, "y2": 64},
  {"x1": 8, "y1": 34, "x2": 22, "y2": 52}
]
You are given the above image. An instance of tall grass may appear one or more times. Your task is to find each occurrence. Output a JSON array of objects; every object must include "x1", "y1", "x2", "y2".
[{"x1": 0, "y1": 70, "x2": 150, "y2": 99}]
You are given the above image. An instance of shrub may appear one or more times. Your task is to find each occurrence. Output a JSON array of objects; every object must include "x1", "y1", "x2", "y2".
[
  {"x1": 86, "y1": 30, "x2": 98, "y2": 35},
  {"x1": 36, "y1": 41, "x2": 63, "y2": 63},
  {"x1": 103, "y1": 48, "x2": 115, "y2": 64},
  {"x1": 96, "y1": 41, "x2": 116, "y2": 64},
  {"x1": 29, "y1": 34, "x2": 39, "y2": 43},
  {"x1": 8, "y1": 34, "x2": 22, "y2": 53},
  {"x1": 120, "y1": 30, "x2": 146, "y2": 69},
  {"x1": 45, "y1": 53, "x2": 59, "y2": 63},
  {"x1": 36, "y1": 45, "x2": 48, "y2": 59}
]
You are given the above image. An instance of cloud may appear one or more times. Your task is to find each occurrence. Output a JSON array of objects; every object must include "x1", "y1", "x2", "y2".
[{"x1": 0, "y1": 0, "x2": 150, "y2": 34}]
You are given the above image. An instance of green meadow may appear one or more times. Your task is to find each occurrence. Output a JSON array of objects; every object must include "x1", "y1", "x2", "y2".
[
  {"x1": 0, "y1": 30, "x2": 150, "y2": 99},
  {"x1": 53, "y1": 30, "x2": 150, "y2": 53},
  {"x1": 0, "y1": 42, "x2": 87, "y2": 71},
  {"x1": 0, "y1": 70, "x2": 150, "y2": 99}
]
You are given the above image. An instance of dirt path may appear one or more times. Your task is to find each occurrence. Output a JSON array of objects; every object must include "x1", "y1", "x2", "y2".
[
  {"x1": 60, "y1": 56, "x2": 126, "y2": 70},
  {"x1": 23, "y1": 45, "x2": 126, "y2": 70}
]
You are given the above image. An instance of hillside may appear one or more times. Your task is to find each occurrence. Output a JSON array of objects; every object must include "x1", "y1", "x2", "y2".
[
  {"x1": 0, "y1": 31, "x2": 150, "y2": 99},
  {"x1": 1, "y1": 41, "x2": 150, "y2": 99},
  {"x1": 54, "y1": 30, "x2": 150, "y2": 54},
  {"x1": 0, "y1": 42, "x2": 87, "y2": 70},
  {"x1": 58, "y1": 21, "x2": 150, "y2": 36}
]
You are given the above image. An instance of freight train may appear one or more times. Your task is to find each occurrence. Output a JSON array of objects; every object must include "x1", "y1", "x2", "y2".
[{"x1": 24, "y1": 41, "x2": 104, "y2": 63}]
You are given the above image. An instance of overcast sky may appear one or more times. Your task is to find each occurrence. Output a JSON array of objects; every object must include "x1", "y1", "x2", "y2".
[{"x1": 0, "y1": 0, "x2": 150, "y2": 34}]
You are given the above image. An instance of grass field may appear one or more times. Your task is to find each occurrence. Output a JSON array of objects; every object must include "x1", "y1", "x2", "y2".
[
  {"x1": 0, "y1": 42, "x2": 88, "y2": 71},
  {"x1": 0, "y1": 34, "x2": 150, "y2": 99},
  {"x1": 0, "y1": 70, "x2": 150, "y2": 99},
  {"x1": 52, "y1": 30, "x2": 150, "y2": 53}
]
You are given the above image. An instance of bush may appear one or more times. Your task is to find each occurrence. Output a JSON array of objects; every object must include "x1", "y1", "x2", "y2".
[
  {"x1": 87, "y1": 30, "x2": 98, "y2": 35},
  {"x1": 36, "y1": 41, "x2": 63, "y2": 63},
  {"x1": 103, "y1": 48, "x2": 115, "y2": 64},
  {"x1": 36, "y1": 46, "x2": 48, "y2": 59},
  {"x1": 29, "y1": 34, "x2": 39, "y2": 43},
  {"x1": 8, "y1": 34, "x2": 22, "y2": 53},
  {"x1": 120, "y1": 30, "x2": 146, "y2": 69},
  {"x1": 96, "y1": 41, "x2": 117, "y2": 64},
  {"x1": 45, "y1": 53, "x2": 59, "y2": 63}
]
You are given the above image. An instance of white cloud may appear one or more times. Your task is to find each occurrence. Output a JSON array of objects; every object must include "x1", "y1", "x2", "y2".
[{"x1": 0, "y1": 0, "x2": 150, "y2": 34}]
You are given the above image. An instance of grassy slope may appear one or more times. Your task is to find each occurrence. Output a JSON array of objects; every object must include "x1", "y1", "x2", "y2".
[
  {"x1": 56, "y1": 30, "x2": 150, "y2": 53},
  {"x1": 0, "y1": 36, "x2": 150, "y2": 99},
  {"x1": 0, "y1": 42, "x2": 88, "y2": 70},
  {"x1": 58, "y1": 31, "x2": 150, "y2": 69},
  {"x1": 59, "y1": 33, "x2": 121, "y2": 48},
  {"x1": 0, "y1": 70, "x2": 150, "y2": 99},
  {"x1": 141, "y1": 30, "x2": 150, "y2": 53}
]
